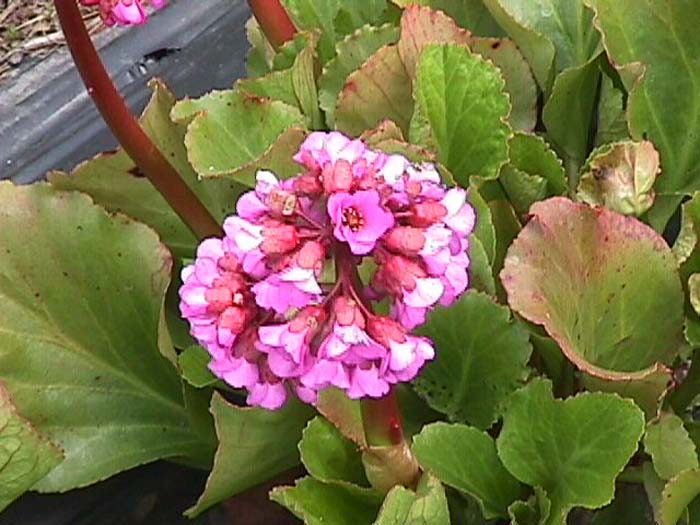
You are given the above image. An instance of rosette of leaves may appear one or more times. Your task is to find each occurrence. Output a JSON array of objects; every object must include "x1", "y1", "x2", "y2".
[{"x1": 4, "y1": 0, "x2": 700, "y2": 524}]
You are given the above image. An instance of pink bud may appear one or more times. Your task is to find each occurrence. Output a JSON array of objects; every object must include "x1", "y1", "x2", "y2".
[
  {"x1": 261, "y1": 221, "x2": 299, "y2": 254},
  {"x1": 296, "y1": 241, "x2": 325, "y2": 272},
  {"x1": 367, "y1": 316, "x2": 406, "y2": 348},
  {"x1": 409, "y1": 201, "x2": 448, "y2": 227},
  {"x1": 384, "y1": 227, "x2": 426, "y2": 254},
  {"x1": 322, "y1": 160, "x2": 354, "y2": 194},
  {"x1": 333, "y1": 296, "x2": 366, "y2": 328}
]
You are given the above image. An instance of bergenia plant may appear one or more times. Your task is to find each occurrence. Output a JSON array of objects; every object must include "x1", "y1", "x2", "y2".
[{"x1": 2, "y1": 0, "x2": 700, "y2": 523}]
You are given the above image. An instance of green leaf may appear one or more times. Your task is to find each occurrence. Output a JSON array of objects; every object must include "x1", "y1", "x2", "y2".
[
  {"x1": 542, "y1": 56, "x2": 602, "y2": 183},
  {"x1": 374, "y1": 473, "x2": 450, "y2": 525},
  {"x1": 281, "y1": 0, "x2": 340, "y2": 63},
  {"x1": 501, "y1": 197, "x2": 684, "y2": 386},
  {"x1": 659, "y1": 469, "x2": 700, "y2": 525},
  {"x1": 171, "y1": 89, "x2": 307, "y2": 185},
  {"x1": 497, "y1": 379, "x2": 645, "y2": 525},
  {"x1": 334, "y1": 1, "x2": 395, "y2": 37},
  {"x1": 469, "y1": 37, "x2": 538, "y2": 132},
  {"x1": 500, "y1": 168, "x2": 548, "y2": 216},
  {"x1": 577, "y1": 140, "x2": 660, "y2": 217},
  {"x1": 590, "y1": 485, "x2": 653, "y2": 525},
  {"x1": 391, "y1": 0, "x2": 504, "y2": 37},
  {"x1": 508, "y1": 132, "x2": 567, "y2": 195},
  {"x1": 481, "y1": 0, "x2": 555, "y2": 90},
  {"x1": 644, "y1": 413, "x2": 699, "y2": 481},
  {"x1": 245, "y1": 17, "x2": 275, "y2": 76},
  {"x1": 411, "y1": 44, "x2": 511, "y2": 184},
  {"x1": 414, "y1": 291, "x2": 532, "y2": 429},
  {"x1": 467, "y1": 236, "x2": 497, "y2": 295},
  {"x1": 0, "y1": 182, "x2": 212, "y2": 491},
  {"x1": 316, "y1": 388, "x2": 366, "y2": 446},
  {"x1": 237, "y1": 67, "x2": 298, "y2": 108},
  {"x1": 0, "y1": 383, "x2": 63, "y2": 511},
  {"x1": 587, "y1": 0, "x2": 700, "y2": 196},
  {"x1": 508, "y1": 486, "x2": 551, "y2": 525},
  {"x1": 484, "y1": 0, "x2": 601, "y2": 85},
  {"x1": 271, "y1": 477, "x2": 383, "y2": 525},
  {"x1": 299, "y1": 416, "x2": 367, "y2": 485},
  {"x1": 335, "y1": 44, "x2": 414, "y2": 136},
  {"x1": 178, "y1": 346, "x2": 218, "y2": 388},
  {"x1": 468, "y1": 183, "x2": 496, "y2": 264},
  {"x1": 594, "y1": 70, "x2": 629, "y2": 147},
  {"x1": 319, "y1": 24, "x2": 400, "y2": 126},
  {"x1": 186, "y1": 393, "x2": 313, "y2": 516},
  {"x1": 49, "y1": 79, "x2": 244, "y2": 259},
  {"x1": 291, "y1": 33, "x2": 325, "y2": 129},
  {"x1": 412, "y1": 422, "x2": 522, "y2": 519}
]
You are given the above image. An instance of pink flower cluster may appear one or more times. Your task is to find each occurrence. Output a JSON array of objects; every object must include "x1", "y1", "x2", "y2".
[
  {"x1": 180, "y1": 132, "x2": 475, "y2": 409},
  {"x1": 80, "y1": 0, "x2": 165, "y2": 26}
]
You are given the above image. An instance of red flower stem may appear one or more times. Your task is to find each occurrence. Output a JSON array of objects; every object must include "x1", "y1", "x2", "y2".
[
  {"x1": 54, "y1": 0, "x2": 222, "y2": 240},
  {"x1": 335, "y1": 243, "x2": 405, "y2": 447},
  {"x1": 247, "y1": 0, "x2": 298, "y2": 50}
]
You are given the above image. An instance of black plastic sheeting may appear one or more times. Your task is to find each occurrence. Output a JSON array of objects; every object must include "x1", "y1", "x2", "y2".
[{"x1": 0, "y1": 0, "x2": 251, "y2": 183}]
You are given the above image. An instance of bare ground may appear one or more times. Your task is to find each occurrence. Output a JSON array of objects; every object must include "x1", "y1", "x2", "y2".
[{"x1": 0, "y1": 0, "x2": 106, "y2": 82}]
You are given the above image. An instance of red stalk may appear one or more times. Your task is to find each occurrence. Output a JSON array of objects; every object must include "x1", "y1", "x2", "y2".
[
  {"x1": 247, "y1": 0, "x2": 298, "y2": 49},
  {"x1": 54, "y1": 0, "x2": 222, "y2": 240},
  {"x1": 335, "y1": 242, "x2": 405, "y2": 447}
]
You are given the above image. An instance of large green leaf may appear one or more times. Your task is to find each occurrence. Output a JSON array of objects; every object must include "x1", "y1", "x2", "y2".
[
  {"x1": 186, "y1": 393, "x2": 313, "y2": 516},
  {"x1": 374, "y1": 473, "x2": 450, "y2": 525},
  {"x1": 335, "y1": 44, "x2": 414, "y2": 136},
  {"x1": 644, "y1": 413, "x2": 699, "y2": 481},
  {"x1": 412, "y1": 422, "x2": 522, "y2": 519},
  {"x1": 49, "y1": 80, "x2": 244, "y2": 259},
  {"x1": 299, "y1": 416, "x2": 367, "y2": 486},
  {"x1": 0, "y1": 384, "x2": 63, "y2": 511},
  {"x1": 0, "y1": 182, "x2": 211, "y2": 491},
  {"x1": 171, "y1": 89, "x2": 306, "y2": 185},
  {"x1": 319, "y1": 24, "x2": 400, "y2": 126},
  {"x1": 501, "y1": 197, "x2": 684, "y2": 389},
  {"x1": 484, "y1": 0, "x2": 600, "y2": 88},
  {"x1": 414, "y1": 291, "x2": 532, "y2": 429},
  {"x1": 497, "y1": 379, "x2": 645, "y2": 525},
  {"x1": 271, "y1": 477, "x2": 383, "y2": 525},
  {"x1": 587, "y1": 0, "x2": 700, "y2": 196},
  {"x1": 411, "y1": 44, "x2": 511, "y2": 185}
]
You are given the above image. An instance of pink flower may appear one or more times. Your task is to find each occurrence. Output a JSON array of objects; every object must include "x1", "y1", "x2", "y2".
[
  {"x1": 179, "y1": 131, "x2": 474, "y2": 410},
  {"x1": 252, "y1": 265, "x2": 322, "y2": 314},
  {"x1": 81, "y1": 0, "x2": 166, "y2": 26},
  {"x1": 328, "y1": 190, "x2": 394, "y2": 255}
]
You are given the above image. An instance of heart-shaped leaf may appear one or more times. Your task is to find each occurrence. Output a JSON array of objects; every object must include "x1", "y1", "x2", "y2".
[
  {"x1": 497, "y1": 379, "x2": 645, "y2": 524},
  {"x1": 0, "y1": 182, "x2": 212, "y2": 492},
  {"x1": 412, "y1": 422, "x2": 522, "y2": 519},
  {"x1": 501, "y1": 197, "x2": 684, "y2": 408},
  {"x1": 414, "y1": 291, "x2": 532, "y2": 429}
]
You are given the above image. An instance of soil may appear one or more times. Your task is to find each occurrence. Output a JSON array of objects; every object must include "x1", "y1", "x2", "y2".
[{"x1": 0, "y1": 0, "x2": 105, "y2": 83}]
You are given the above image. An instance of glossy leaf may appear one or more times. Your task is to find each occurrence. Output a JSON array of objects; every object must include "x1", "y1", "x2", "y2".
[
  {"x1": 497, "y1": 379, "x2": 645, "y2": 524},
  {"x1": 0, "y1": 183, "x2": 211, "y2": 491},
  {"x1": 412, "y1": 422, "x2": 522, "y2": 519},
  {"x1": 0, "y1": 384, "x2": 63, "y2": 511},
  {"x1": 501, "y1": 197, "x2": 684, "y2": 381},
  {"x1": 299, "y1": 416, "x2": 367, "y2": 486},
  {"x1": 644, "y1": 413, "x2": 699, "y2": 481},
  {"x1": 587, "y1": 0, "x2": 700, "y2": 196},
  {"x1": 335, "y1": 44, "x2": 414, "y2": 136},
  {"x1": 414, "y1": 291, "x2": 532, "y2": 429},
  {"x1": 577, "y1": 140, "x2": 660, "y2": 216},
  {"x1": 374, "y1": 473, "x2": 450, "y2": 525},
  {"x1": 171, "y1": 89, "x2": 306, "y2": 185},
  {"x1": 319, "y1": 24, "x2": 400, "y2": 126},
  {"x1": 186, "y1": 393, "x2": 313, "y2": 516},
  {"x1": 271, "y1": 477, "x2": 383, "y2": 525},
  {"x1": 411, "y1": 44, "x2": 511, "y2": 184}
]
